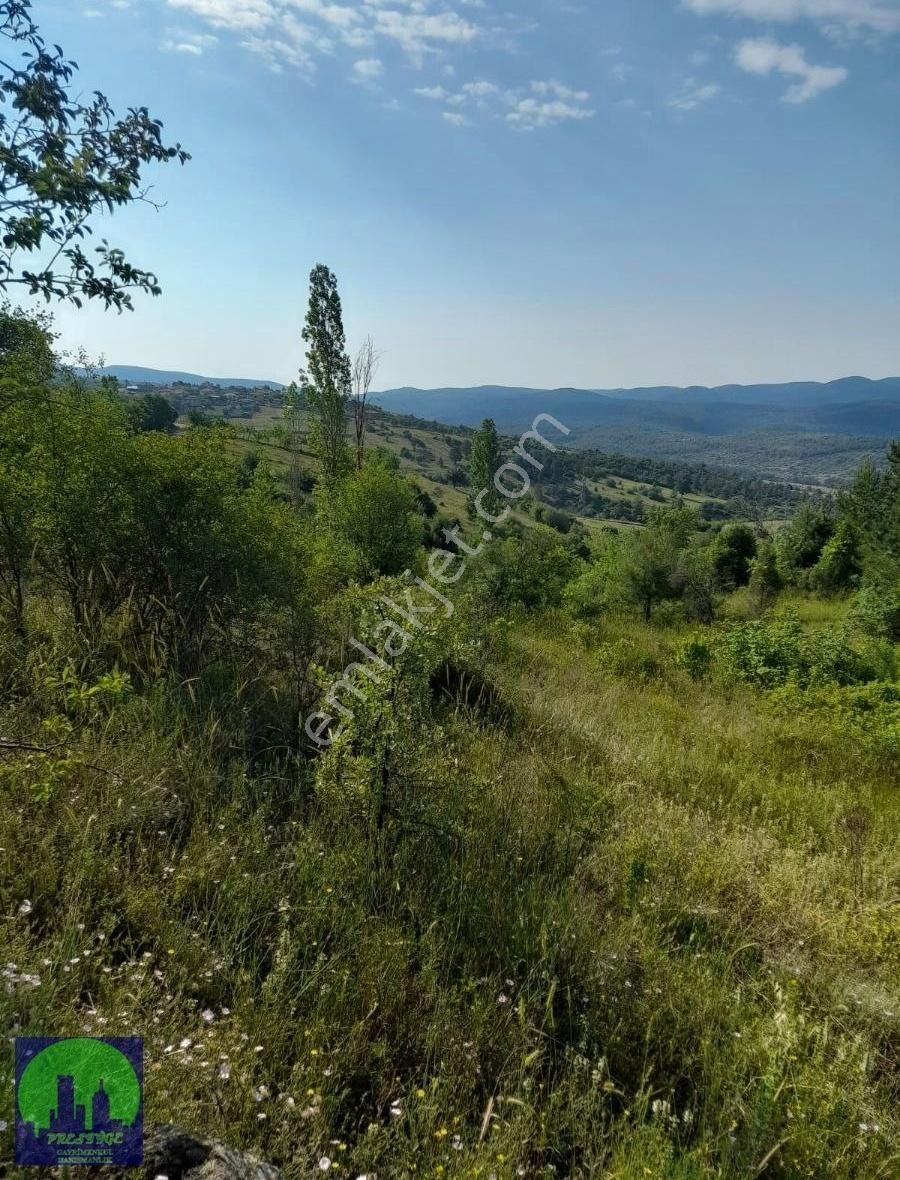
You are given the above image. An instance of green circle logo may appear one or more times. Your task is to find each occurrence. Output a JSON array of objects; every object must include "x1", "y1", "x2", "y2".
[{"x1": 17, "y1": 1038, "x2": 141, "y2": 1132}]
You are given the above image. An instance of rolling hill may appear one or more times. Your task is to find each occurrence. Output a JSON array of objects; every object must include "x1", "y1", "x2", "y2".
[
  {"x1": 90, "y1": 365, "x2": 285, "y2": 389},
  {"x1": 372, "y1": 380, "x2": 900, "y2": 483}
]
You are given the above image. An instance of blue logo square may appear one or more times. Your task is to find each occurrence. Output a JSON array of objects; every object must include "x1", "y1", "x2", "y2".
[{"x1": 15, "y1": 1037, "x2": 143, "y2": 1167}]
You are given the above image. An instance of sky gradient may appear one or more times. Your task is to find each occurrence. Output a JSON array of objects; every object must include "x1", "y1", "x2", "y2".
[{"x1": 31, "y1": 0, "x2": 900, "y2": 389}]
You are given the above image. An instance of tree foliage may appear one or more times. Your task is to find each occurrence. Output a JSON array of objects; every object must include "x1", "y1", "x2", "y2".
[
  {"x1": 467, "y1": 417, "x2": 502, "y2": 517},
  {"x1": 0, "y1": 0, "x2": 189, "y2": 309},
  {"x1": 329, "y1": 451, "x2": 424, "y2": 580},
  {"x1": 710, "y1": 522, "x2": 757, "y2": 590},
  {"x1": 126, "y1": 392, "x2": 177, "y2": 434},
  {"x1": 301, "y1": 264, "x2": 351, "y2": 483}
]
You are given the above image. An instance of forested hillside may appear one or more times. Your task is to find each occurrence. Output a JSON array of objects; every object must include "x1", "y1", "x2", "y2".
[{"x1": 373, "y1": 386, "x2": 899, "y2": 484}]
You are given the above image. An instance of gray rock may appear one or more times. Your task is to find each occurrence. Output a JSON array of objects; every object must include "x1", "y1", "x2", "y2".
[{"x1": 106, "y1": 1125, "x2": 283, "y2": 1180}]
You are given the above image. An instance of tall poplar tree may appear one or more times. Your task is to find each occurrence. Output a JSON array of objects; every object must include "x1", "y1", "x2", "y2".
[
  {"x1": 468, "y1": 417, "x2": 503, "y2": 518},
  {"x1": 301, "y1": 265, "x2": 351, "y2": 483}
]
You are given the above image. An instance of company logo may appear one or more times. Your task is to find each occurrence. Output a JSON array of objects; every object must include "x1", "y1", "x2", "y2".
[{"x1": 15, "y1": 1037, "x2": 143, "y2": 1167}]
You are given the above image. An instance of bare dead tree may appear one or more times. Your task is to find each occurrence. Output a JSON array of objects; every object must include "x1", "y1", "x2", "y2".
[{"x1": 351, "y1": 336, "x2": 380, "y2": 470}]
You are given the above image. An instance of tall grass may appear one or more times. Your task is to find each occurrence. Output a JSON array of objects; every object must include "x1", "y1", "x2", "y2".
[{"x1": 1, "y1": 603, "x2": 897, "y2": 1178}]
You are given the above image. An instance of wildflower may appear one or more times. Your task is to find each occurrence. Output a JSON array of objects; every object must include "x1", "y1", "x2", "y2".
[
  {"x1": 319, "y1": 1158, "x2": 332, "y2": 1172},
  {"x1": 201, "y1": 1009, "x2": 215, "y2": 1024},
  {"x1": 497, "y1": 993, "x2": 509, "y2": 1005},
  {"x1": 218, "y1": 1063, "x2": 231, "y2": 1081},
  {"x1": 18, "y1": 900, "x2": 33, "y2": 916},
  {"x1": 179, "y1": 1038, "x2": 192, "y2": 1050}
]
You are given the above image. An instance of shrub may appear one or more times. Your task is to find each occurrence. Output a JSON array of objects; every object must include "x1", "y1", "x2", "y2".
[
  {"x1": 714, "y1": 613, "x2": 882, "y2": 689},
  {"x1": 848, "y1": 583, "x2": 900, "y2": 642},
  {"x1": 676, "y1": 633, "x2": 714, "y2": 680}
]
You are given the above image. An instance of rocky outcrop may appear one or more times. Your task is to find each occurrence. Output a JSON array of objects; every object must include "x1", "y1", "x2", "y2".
[{"x1": 105, "y1": 1125, "x2": 282, "y2": 1180}]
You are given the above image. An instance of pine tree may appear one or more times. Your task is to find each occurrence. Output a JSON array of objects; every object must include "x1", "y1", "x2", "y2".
[{"x1": 301, "y1": 265, "x2": 351, "y2": 483}]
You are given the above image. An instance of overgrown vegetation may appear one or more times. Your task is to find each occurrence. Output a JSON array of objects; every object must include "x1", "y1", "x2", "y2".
[
  {"x1": 1, "y1": 285, "x2": 897, "y2": 1177},
  {"x1": 0, "y1": 7, "x2": 896, "y2": 1174}
]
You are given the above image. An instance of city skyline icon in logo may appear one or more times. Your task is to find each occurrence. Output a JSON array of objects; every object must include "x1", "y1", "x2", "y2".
[{"x1": 15, "y1": 1036, "x2": 143, "y2": 1166}]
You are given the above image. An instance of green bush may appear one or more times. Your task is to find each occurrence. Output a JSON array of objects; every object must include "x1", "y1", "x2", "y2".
[
  {"x1": 848, "y1": 583, "x2": 900, "y2": 642},
  {"x1": 714, "y1": 612, "x2": 881, "y2": 689},
  {"x1": 676, "y1": 633, "x2": 714, "y2": 681}
]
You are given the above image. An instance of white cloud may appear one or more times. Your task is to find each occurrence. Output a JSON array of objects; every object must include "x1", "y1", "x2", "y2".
[
  {"x1": 531, "y1": 79, "x2": 590, "y2": 102},
  {"x1": 667, "y1": 80, "x2": 721, "y2": 109},
  {"x1": 683, "y1": 0, "x2": 900, "y2": 35},
  {"x1": 289, "y1": 0, "x2": 362, "y2": 30},
  {"x1": 162, "y1": 30, "x2": 219, "y2": 53},
  {"x1": 352, "y1": 55, "x2": 383, "y2": 78},
  {"x1": 411, "y1": 72, "x2": 595, "y2": 130},
  {"x1": 370, "y1": 8, "x2": 478, "y2": 56},
  {"x1": 505, "y1": 95, "x2": 595, "y2": 128},
  {"x1": 168, "y1": 0, "x2": 274, "y2": 30},
  {"x1": 165, "y1": 0, "x2": 488, "y2": 78},
  {"x1": 735, "y1": 36, "x2": 848, "y2": 100}
]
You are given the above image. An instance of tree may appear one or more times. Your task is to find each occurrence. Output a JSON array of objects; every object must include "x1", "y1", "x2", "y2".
[
  {"x1": 748, "y1": 540, "x2": 782, "y2": 616},
  {"x1": 776, "y1": 501, "x2": 834, "y2": 579},
  {"x1": 710, "y1": 523, "x2": 757, "y2": 590},
  {"x1": 482, "y1": 524, "x2": 580, "y2": 610},
  {"x1": 0, "y1": 306, "x2": 54, "y2": 629},
  {"x1": 621, "y1": 504, "x2": 698, "y2": 621},
  {"x1": 126, "y1": 393, "x2": 177, "y2": 433},
  {"x1": 468, "y1": 418, "x2": 502, "y2": 518},
  {"x1": 282, "y1": 381, "x2": 306, "y2": 504},
  {"x1": 351, "y1": 335, "x2": 379, "y2": 471},
  {"x1": 623, "y1": 528, "x2": 679, "y2": 621},
  {"x1": 330, "y1": 452, "x2": 424, "y2": 580},
  {"x1": 812, "y1": 519, "x2": 861, "y2": 594},
  {"x1": 838, "y1": 447, "x2": 899, "y2": 590},
  {"x1": 301, "y1": 264, "x2": 351, "y2": 483},
  {"x1": 0, "y1": 0, "x2": 189, "y2": 310},
  {"x1": 674, "y1": 548, "x2": 717, "y2": 624}
]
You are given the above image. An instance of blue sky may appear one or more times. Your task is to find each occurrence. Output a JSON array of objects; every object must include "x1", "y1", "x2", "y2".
[{"x1": 34, "y1": 0, "x2": 900, "y2": 388}]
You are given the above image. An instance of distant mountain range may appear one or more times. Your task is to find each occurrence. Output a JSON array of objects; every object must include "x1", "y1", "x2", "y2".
[
  {"x1": 92, "y1": 365, "x2": 285, "y2": 390},
  {"x1": 372, "y1": 378, "x2": 900, "y2": 484}
]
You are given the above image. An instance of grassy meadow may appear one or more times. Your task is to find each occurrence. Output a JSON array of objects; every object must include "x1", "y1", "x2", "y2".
[{"x1": 2, "y1": 583, "x2": 897, "y2": 1178}]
